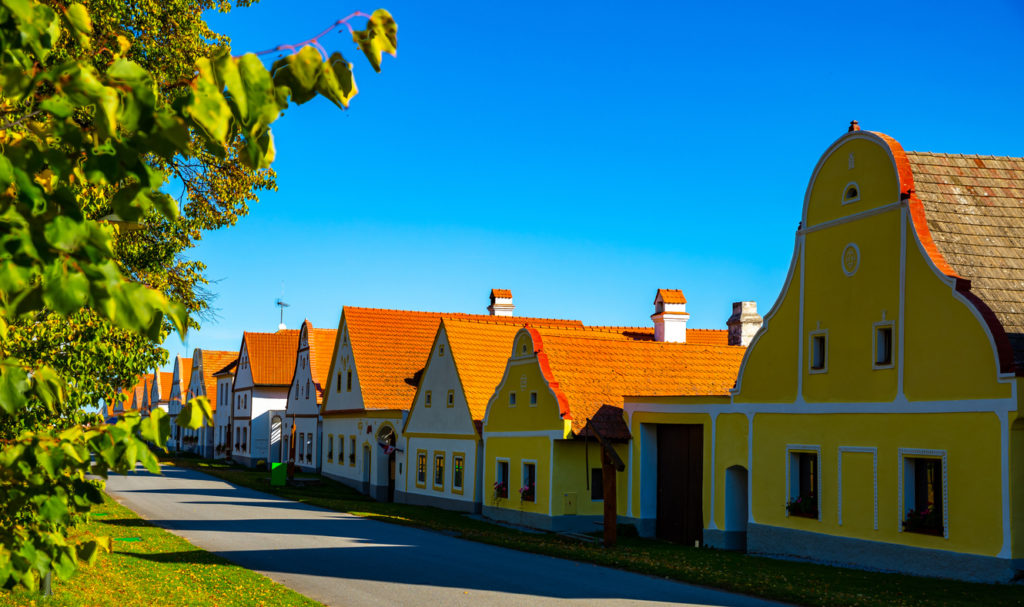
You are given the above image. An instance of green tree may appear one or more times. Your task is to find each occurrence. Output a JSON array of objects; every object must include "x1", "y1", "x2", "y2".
[{"x1": 0, "y1": 0, "x2": 397, "y2": 591}]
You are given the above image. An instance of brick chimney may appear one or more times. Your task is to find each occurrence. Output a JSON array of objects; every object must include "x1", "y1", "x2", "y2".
[
  {"x1": 727, "y1": 301, "x2": 762, "y2": 346},
  {"x1": 488, "y1": 289, "x2": 514, "y2": 316},
  {"x1": 652, "y1": 289, "x2": 689, "y2": 343}
]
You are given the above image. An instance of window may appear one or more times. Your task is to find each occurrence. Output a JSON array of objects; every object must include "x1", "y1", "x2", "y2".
[
  {"x1": 327, "y1": 434, "x2": 334, "y2": 461},
  {"x1": 809, "y1": 332, "x2": 827, "y2": 372},
  {"x1": 508, "y1": 392, "x2": 516, "y2": 407},
  {"x1": 787, "y1": 449, "x2": 819, "y2": 518},
  {"x1": 521, "y1": 462, "x2": 536, "y2": 502},
  {"x1": 337, "y1": 435, "x2": 344, "y2": 462},
  {"x1": 433, "y1": 453, "x2": 445, "y2": 489},
  {"x1": 416, "y1": 450, "x2": 427, "y2": 487},
  {"x1": 298, "y1": 432, "x2": 305, "y2": 461},
  {"x1": 447, "y1": 390, "x2": 454, "y2": 407},
  {"x1": 337, "y1": 372, "x2": 342, "y2": 391},
  {"x1": 235, "y1": 427, "x2": 239, "y2": 447},
  {"x1": 306, "y1": 379, "x2": 311, "y2": 399},
  {"x1": 495, "y1": 460, "x2": 509, "y2": 498},
  {"x1": 425, "y1": 391, "x2": 432, "y2": 407},
  {"x1": 529, "y1": 392, "x2": 537, "y2": 406},
  {"x1": 452, "y1": 454, "x2": 465, "y2": 493},
  {"x1": 874, "y1": 324, "x2": 894, "y2": 367},
  {"x1": 242, "y1": 428, "x2": 247, "y2": 451},
  {"x1": 306, "y1": 434, "x2": 313, "y2": 462},
  {"x1": 349, "y1": 436, "x2": 356, "y2": 466},
  {"x1": 590, "y1": 468, "x2": 603, "y2": 501},
  {"x1": 902, "y1": 452, "x2": 945, "y2": 536},
  {"x1": 842, "y1": 182, "x2": 860, "y2": 204},
  {"x1": 439, "y1": 344, "x2": 445, "y2": 356},
  {"x1": 346, "y1": 370, "x2": 352, "y2": 391}
]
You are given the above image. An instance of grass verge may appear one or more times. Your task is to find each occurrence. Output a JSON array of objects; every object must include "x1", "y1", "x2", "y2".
[
  {"x1": 0, "y1": 493, "x2": 321, "y2": 607},
  {"x1": 169, "y1": 455, "x2": 1023, "y2": 607}
]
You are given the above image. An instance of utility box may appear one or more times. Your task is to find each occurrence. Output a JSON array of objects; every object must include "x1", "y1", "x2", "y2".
[{"x1": 271, "y1": 462, "x2": 286, "y2": 486}]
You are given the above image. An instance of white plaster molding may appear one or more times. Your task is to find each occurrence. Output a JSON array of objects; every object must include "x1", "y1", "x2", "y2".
[
  {"x1": 837, "y1": 446, "x2": 878, "y2": 530},
  {"x1": 841, "y1": 181, "x2": 861, "y2": 205}
]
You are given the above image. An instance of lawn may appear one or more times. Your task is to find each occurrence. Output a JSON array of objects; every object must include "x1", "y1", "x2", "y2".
[
  {"x1": 0, "y1": 494, "x2": 320, "y2": 607},
  {"x1": 169, "y1": 455, "x2": 1024, "y2": 607}
]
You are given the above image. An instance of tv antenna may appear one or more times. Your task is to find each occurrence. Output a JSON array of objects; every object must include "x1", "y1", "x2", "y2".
[{"x1": 275, "y1": 298, "x2": 290, "y2": 330}]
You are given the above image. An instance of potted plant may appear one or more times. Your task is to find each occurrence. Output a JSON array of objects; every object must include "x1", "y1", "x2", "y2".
[
  {"x1": 903, "y1": 506, "x2": 943, "y2": 535},
  {"x1": 785, "y1": 492, "x2": 818, "y2": 518},
  {"x1": 493, "y1": 480, "x2": 508, "y2": 500},
  {"x1": 518, "y1": 482, "x2": 535, "y2": 503}
]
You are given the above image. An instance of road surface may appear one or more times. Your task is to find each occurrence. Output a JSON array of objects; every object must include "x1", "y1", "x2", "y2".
[{"x1": 105, "y1": 466, "x2": 786, "y2": 607}]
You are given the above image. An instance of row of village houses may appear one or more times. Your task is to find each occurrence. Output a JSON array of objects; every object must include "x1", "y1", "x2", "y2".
[{"x1": 108, "y1": 126, "x2": 1024, "y2": 583}]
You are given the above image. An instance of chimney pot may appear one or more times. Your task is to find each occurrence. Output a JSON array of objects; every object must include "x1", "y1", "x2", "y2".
[
  {"x1": 727, "y1": 301, "x2": 763, "y2": 346},
  {"x1": 849, "y1": 120, "x2": 860, "y2": 132},
  {"x1": 488, "y1": 289, "x2": 514, "y2": 316}
]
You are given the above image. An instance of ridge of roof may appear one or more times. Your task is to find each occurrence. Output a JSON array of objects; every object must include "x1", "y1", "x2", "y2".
[
  {"x1": 243, "y1": 330, "x2": 300, "y2": 386},
  {"x1": 212, "y1": 359, "x2": 238, "y2": 376}
]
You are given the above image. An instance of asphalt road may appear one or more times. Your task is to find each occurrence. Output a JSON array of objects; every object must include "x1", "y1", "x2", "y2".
[{"x1": 105, "y1": 466, "x2": 786, "y2": 607}]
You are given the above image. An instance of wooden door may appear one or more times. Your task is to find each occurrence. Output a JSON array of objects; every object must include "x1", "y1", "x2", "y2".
[
  {"x1": 656, "y1": 424, "x2": 704, "y2": 545},
  {"x1": 387, "y1": 452, "x2": 396, "y2": 502}
]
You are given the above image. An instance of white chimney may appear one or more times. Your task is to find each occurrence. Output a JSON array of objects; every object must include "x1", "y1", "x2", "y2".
[
  {"x1": 727, "y1": 301, "x2": 762, "y2": 346},
  {"x1": 488, "y1": 289, "x2": 514, "y2": 316},
  {"x1": 651, "y1": 289, "x2": 689, "y2": 343}
]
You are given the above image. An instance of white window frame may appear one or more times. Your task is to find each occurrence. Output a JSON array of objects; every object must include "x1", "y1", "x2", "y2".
[
  {"x1": 872, "y1": 321, "x2": 895, "y2": 370},
  {"x1": 841, "y1": 181, "x2": 860, "y2": 205},
  {"x1": 808, "y1": 330, "x2": 828, "y2": 374},
  {"x1": 520, "y1": 459, "x2": 537, "y2": 503},
  {"x1": 898, "y1": 448, "x2": 948, "y2": 539},
  {"x1": 495, "y1": 457, "x2": 510, "y2": 498},
  {"x1": 785, "y1": 444, "x2": 822, "y2": 521}
]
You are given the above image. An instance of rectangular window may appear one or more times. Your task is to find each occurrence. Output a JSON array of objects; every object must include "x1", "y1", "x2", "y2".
[
  {"x1": 590, "y1": 468, "x2": 603, "y2": 501},
  {"x1": 903, "y1": 455, "x2": 944, "y2": 536},
  {"x1": 452, "y1": 454, "x2": 465, "y2": 493},
  {"x1": 327, "y1": 434, "x2": 334, "y2": 461},
  {"x1": 338, "y1": 435, "x2": 343, "y2": 463},
  {"x1": 809, "y1": 332, "x2": 827, "y2": 372},
  {"x1": 242, "y1": 428, "x2": 247, "y2": 451},
  {"x1": 306, "y1": 434, "x2": 313, "y2": 462},
  {"x1": 349, "y1": 436, "x2": 356, "y2": 466},
  {"x1": 521, "y1": 462, "x2": 536, "y2": 502},
  {"x1": 495, "y1": 460, "x2": 509, "y2": 498},
  {"x1": 875, "y1": 324, "x2": 894, "y2": 367},
  {"x1": 298, "y1": 432, "x2": 305, "y2": 460},
  {"x1": 416, "y1": 450, "x2": 427, "y2": 487},
  {"x1": 425, "y1": 391, "x2": 432, "y2": 407},
  {"x1": 508, "y1": 392, "x2": 516, "y2": 406},
  {"x1": 433, "y1": 453, "x2": 445, "y2": 489},
  {"x1": 530, "y1": 392, "x2": 537, "y2": 406},
  {"x1": 447, "y1": 390, "x2": 454, "y2": 407},
  {"x1": 346, "y1": 370, "x2": 352, "y2": 391},
  {"x1": 337, "y1": 372, "x2": 342, "y2": 391},
  {"x1": 787, "y1": 450, "x2": 819, "y2": 518}
]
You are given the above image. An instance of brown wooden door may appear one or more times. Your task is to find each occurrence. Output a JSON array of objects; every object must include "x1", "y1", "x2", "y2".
[
  {"x1": 387, "y1": 452, "x2": 396, "y2": 502},
  {"x1": 656, "y1": 424, "x2": 704, "y2": 545}
]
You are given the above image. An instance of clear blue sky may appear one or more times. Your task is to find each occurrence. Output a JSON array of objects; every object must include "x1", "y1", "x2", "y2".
[{"x1": 164, "y1": 0, "x2": 1024, "y2": 360}]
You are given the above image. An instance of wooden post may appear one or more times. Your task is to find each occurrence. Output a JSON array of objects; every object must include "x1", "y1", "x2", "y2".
[{"x1": 602, "y1": 446, "x2": 617, "y2": 547}]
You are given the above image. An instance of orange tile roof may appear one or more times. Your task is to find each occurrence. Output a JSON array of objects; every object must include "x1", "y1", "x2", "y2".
[
  {"x1": 212, "y1": 359, "x2": 237, "y2": 376},
  {"x1": 491, "y1": 288, "x2": 512, "y2": 299},
  {"x1": 302, "y1": 321, "x2": 338, "y2": 397},
  {"x1": 157, "y1": 371, "x2": 174, "y2": 402},
  {"x1": 198, "y1": 350, "x2": 236, "y2": 410},
  {"x1": 528, "y1": 326, "x2": 746, "y2": 439},
  {"x1": 338, "y1": 307, "x2": 584, "y2": 411},
  {"x1": 655, "y1": 288, "x2": 687, "y2": 304},
  {"x1": 244, "y1": 330, "x2": 300, "y2": 386},
  {"x1": 442, "y1": 317, "x2": 575, "y2": 422}
]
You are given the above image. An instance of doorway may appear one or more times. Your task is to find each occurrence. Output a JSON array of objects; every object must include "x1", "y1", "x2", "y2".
[
  {"x1": 388, "y1": 452, "x2": 396, "y2": 502},
  {"x1": 724, "y1": 465, "x2": 748, "y2": 550},
  {"x1": 362, "y1": 444, "x2": 371, "y2": 494},
  {"x1": 656, "y1": 424, "x2": 704, "y2": 545}
]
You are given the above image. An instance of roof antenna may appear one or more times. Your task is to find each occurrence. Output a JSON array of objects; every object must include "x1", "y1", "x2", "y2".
[{"x1": 276, "y1": 283, "x2": 290, "y2": 331}]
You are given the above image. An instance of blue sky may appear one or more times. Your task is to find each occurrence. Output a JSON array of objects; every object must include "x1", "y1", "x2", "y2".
[{"x1": 165, "y1": 0, "x2": 1024, "y2": 360}]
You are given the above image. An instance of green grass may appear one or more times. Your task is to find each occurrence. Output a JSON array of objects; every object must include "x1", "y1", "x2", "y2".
[
  {"x1": 0, "y1": 494, "x2": 321, "y2": 607},
  {"x1": 170, "y1": 455, "x2": 1024, "y2": 607}
]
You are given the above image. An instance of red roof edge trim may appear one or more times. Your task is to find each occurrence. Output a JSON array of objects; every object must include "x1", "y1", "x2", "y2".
[
  {"x1": 953, "y1": 282, "x2": 1017, "y2": 375},
  {"x1": 872, "y1": 131, "x2": 962, "y2": 280},
  {"x1": 527, "y1": 327, "x2": 572, "y2": 421}
]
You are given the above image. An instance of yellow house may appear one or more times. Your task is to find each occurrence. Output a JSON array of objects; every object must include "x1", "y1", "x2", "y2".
[
  {"x1": 483, "y1": 295, "x2": 746, "y2": 532},
  {"x1": 400, "y1": 314, "x2": 582, "y2": 512},
  {"x1": 628, "y1": 123, "x2": 1024, "y2": 582}
]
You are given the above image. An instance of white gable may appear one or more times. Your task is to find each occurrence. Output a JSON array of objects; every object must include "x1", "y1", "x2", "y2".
[
  {"x1": 286, "y1": 325, "x2": 320, "y2": 416},
  {"x1": 404, "y1": 327, "x2": 476, "y2": 436},
  {"x1": 323, "y1": 321, "x2": 364, "y2": 412}
]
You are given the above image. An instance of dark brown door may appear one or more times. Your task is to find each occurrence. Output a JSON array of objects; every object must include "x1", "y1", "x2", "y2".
[
  {"x1": 656, "y1": 424, "x2": 704, "y2": 545},
  {"x1": 387, "y1": 452, "x2": 396, "y2": 502}
]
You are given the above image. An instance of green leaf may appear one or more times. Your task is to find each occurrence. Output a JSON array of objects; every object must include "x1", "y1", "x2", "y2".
[
  {"x1": 176, "y1": 395, "x2": 213, "y2": 430},
  {"x1": 139, "y1": 407, "x2": 170, "y2": 445},
  {"x1": 353, "y1": 9, "x2": 398, "y2": 73},
  {"x1": 0, "y1": 364, "x2": 30, "y2": 414},
  {"x1": 39, "y1": 495, "x2": 68, "y2": 523},
  {"x1": 63, "y1": 3, "x2": 92, "y2": 50},
  {"x1": 316, "y1": 52, "x2": 358, "y2": 110}
]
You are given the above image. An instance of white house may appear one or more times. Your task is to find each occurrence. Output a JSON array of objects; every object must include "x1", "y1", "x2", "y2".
[
  {"x1": 283, "y1": 320, "x2": 336, "y2": 472},
  {"x1": 148, "y1": 371, "x2": 173, "y2": 416},
  {"x1": 167, "y1": 355, "x2": 191, "y2": 451},
  {"x1": 185, "y1": 348, "x2": 236, "y2": 458},
  {"x1": 211, "y1": 358, "x2": 237, "y2": 460},
  {"x1": 231, "y1": 329, "x2": 299, "y2": 468}
]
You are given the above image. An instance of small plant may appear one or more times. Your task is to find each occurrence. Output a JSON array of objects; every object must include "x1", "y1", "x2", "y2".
[
  {"x1": 785, "y1": 492, "x2": 817, "y2": 518},
  {"x1": 903, "y1": 506, "x2": 943, "y2": 535},
  {"x1": 493, "y1": 480, "x2": 508, "y2": 500},
  {"x1": 519, "y1": 482, "x2": 535, "y2": 503}
]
